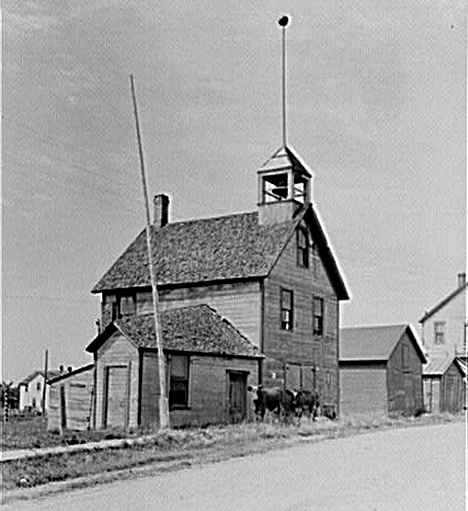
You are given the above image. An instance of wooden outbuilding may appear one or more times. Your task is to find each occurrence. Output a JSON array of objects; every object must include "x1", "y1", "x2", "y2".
[
  {"x1": 86, "y1": 304, "x2": 262, "y2": 429},
  {"x1": 423, "y1": 354, "x2": 466, "y2": 413},
  {"x1": 339, "y1": 324, "x2": 426, "y2": 416},
  {"x1": 47, "y1": 364, "x2": 94, "y2": 432}
]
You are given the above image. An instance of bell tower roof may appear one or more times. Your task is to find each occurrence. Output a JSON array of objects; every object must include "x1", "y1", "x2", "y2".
[{"x1": 259, "y1": 145, "x2": 312, "y2": 178}]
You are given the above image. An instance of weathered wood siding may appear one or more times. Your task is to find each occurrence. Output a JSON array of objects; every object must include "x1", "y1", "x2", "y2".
[
  {"x1": 140, "y1": 352, "x2": 259, "y2": 428},
  {"x1": 262, "y1": 221, "x2": 339, "y2": 411},
  {"x1": 339, "y1": 365, "x2": 388, "y2": 416},
  {"x1": 47, "y1": 366, "x2": 94, "y2": 432},
  {"x1": 387, "y1": 332, "x2": 424, "y2": 414},
  {"x1": 101, "y1": 281, "x2": 262, "y2": 348},
  {"x1": 95, "y1": 332, "x2": 139, "y2": 429},
  {"x1": 439, "y1": 363, "x2": 464, "y2": 413}
]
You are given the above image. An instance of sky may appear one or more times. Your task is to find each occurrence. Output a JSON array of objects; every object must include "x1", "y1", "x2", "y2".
[{"x1": 2, "y1": 1, "x2": 466, "y2": 383}]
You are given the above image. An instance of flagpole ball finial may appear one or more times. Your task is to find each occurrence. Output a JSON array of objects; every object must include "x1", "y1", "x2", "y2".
[{"x1": 278, "y1": 15, "x2": 289, "y2": 27}]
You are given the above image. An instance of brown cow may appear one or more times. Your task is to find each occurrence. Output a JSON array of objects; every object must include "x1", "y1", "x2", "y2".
[
  {"x1": 247, "y1": 385, "x2": 296, "y2": 421},
  {"x1": 294, "y1": 389, "x2": 320, "y2": 421}
]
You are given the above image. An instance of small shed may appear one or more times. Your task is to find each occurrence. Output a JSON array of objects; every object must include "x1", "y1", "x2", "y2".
[
  {"x1": 423, "y1": 355, "x2": 466, "y2": 413},
  {"x1": 47, "y1": 364, "x2": 95, "y2": 432},
  {"x1": 86, "y1": 304, "x2": 262, "y2": 429},
  {"x1": 339, "y1": 324, "x2": 426, "y2": 416}
]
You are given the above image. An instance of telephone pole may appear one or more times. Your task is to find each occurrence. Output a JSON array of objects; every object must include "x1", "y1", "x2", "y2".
[{"x1": 130, "y1": 74, "x2": 170, "y2": 429}]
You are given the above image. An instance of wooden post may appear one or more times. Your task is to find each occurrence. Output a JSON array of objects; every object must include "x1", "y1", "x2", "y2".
[
  {"x1": 42, "y1": 349, "x2": 48, "y2": 414},
  {"x1": 130, "y1": 75, "x2": 169, "y2": 429}
]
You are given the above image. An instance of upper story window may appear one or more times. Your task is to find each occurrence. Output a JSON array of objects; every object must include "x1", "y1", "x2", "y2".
[
  {"x1": 281, "y1": 288, "x2": 294, "y2": 331},
  {"x1": 109, "y1": 292, "x2": 136, "y2": 321},
  {"x1": 313, "y1": 297, "x2": 324, "y2": 336},
  {"x1": 434, "y1": 321, "x2": 445, "y2": 345},
  {"x1": 169, "y1": 355, "x2": 189, "y2": 409},
  {"x1": 24, "y1": 384, "x2": 29, "y2": 392},
  {"x1": 297, "y1": 228, "x2": 309, "y2": 268},
  {"x1": 402, "y1": 342, "x2": 410, "y2": 369},
  {"x1": 36, "y1": 382, "x2": 41, "y2": 391}
]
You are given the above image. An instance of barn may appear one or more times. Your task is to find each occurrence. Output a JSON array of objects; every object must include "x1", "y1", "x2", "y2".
[
  {"x1": 86, "y1": 304, "x2": 262, "y2": 429},
  {"x1": 423, "y1": 354, "x2": 466, "y2": 413},
  {"x1": 47, "y1": 364, "x2": 95, "y2": 432},
  {"x1": 339, "y1": 324, "x2": 426, "y2": 416}
]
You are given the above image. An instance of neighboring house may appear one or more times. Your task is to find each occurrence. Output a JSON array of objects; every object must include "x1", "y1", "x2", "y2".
[
  {"x1": 86, "y1": 305, "x2": 262, "y2": 429},
  {"x1": 419, "y1": 273, "x2": 467, "y2": 360},
  {"x1": 90, "y1": 145, "x2": 349, "y2": 428},
  {"x1": 47, "y1": 364, "x2": 95, "y2": 432},
  {"x1": 423, "y1": 355, "x2": 466, "y2": 413},
  {"x1": 339, "y1": 325, "x2": 426, "y2": 416},
  {"x1": 18, "y1": 370, "x2": 60, "y2": 413}
]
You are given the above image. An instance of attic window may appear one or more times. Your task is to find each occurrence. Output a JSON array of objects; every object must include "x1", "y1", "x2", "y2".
[
  {"x1": 297, "y1": 228, "x2": 309, "y2": 268},
  {"x1": 434, "y1": 322, "x2": 445, "y2": 345},
  {"x1": 262, "y1": 173, "x2": 288, "y2": 203}
]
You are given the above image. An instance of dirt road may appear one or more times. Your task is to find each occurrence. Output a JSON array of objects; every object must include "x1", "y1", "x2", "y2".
[{"x1": 5, "y1": 422, "x2": 465, "y2": 510}]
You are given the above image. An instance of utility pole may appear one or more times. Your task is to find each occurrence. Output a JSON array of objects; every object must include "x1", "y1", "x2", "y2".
[
  {"x1": 278, "y1": 15, "x2": 290, "y2": 148},
  {"x1": 130, "y1": 74, "x2": 169, "y2": 429},
  {"x1": 42, "y1": 349, "x2": 48, "y2": 414}
]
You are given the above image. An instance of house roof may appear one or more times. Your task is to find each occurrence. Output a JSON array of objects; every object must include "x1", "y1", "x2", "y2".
[
  {"x1": 91, "y1": 205, "x2": 349, "y2": 300},
  {"x1": 18, "y1": 370, "x2": 61, "y2": 386},
  {"x1": 423, "y1": 354, "x2": 463, "y2": 377},
  {"x1": 86, "y1": 304, "x2": 263, "y2": 358},
  {"x1": 340, "y1": 324, "x2": 426, "y2": 363},
  {"x1": 419, "y1": 281, "x2": 468, "y2": 323},
  {"x1": 259, "y1": 145, "x2": 312, "y2": 177}
]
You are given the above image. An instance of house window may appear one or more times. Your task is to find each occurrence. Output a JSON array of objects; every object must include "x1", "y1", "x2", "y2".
[
  {"x1": 402, "y1": 342, "x2": 410, "y2": 370},
  {"x1": 169, "y1": 355, "x2": 189, "y2": 408},
  {"x1": 281, "y1": 289, "x2": 294, "y2": 331},
  {"x1": 36, "y1": 382, "x2": 41, "y2": 391},
  {"x1": 24, "y1": 384, "x2": 29, "y2": 392},
  {"x1": 297, "y1": 228, "x2": 309, "y2": 268},
  {"x1": 120, "y1": 294, "x2": 136, "y2": 316},
  {"x1": 313, "y1": 297, "x2": 324, "y2": 336},
  {"x1": 434, "y1": 322, "x2": 445, "y2": 345}
]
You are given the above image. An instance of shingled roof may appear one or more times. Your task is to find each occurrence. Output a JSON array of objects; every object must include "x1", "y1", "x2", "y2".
[
  {"x1": 86, "y1": 304, "x2": 262, "y2": 358},
  {"x1": 423, "y1": 354, "x2": 466, "y2": 377},
  {"x1": 340, "y1": 324, "x2": 426, "y2": 363},
  {"x1": 92, "y1": 205, "x2": 349, "y2": 300}
]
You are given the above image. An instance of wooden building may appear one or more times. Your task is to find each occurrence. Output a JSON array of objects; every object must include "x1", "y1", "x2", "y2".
[
  {"x1": 419, "y1": 273, "x2": 467, "y2": 361},
  {"x1": 18, "y1": 370, "x2": 60, "y2": 414},
  {"x1": 339, "y1": 325, "x2": 426, "y2": 416},
  {"x1": 423, "y1": 355, "x2": 466, "y2": 413},
  {"x1": 47, "y1": 364, "x2": 94, "y2": 432},
  {"x1": 90, "y1": 145, "x2": 349, "y2": 427},
  {"x1": 86, "y1": 305, "x2": 262, "y2": 429}
]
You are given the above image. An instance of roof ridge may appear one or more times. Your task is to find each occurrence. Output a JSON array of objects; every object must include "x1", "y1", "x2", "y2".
[{"x1": 419, "y1": 281, "x2": 468, "y2": 323}]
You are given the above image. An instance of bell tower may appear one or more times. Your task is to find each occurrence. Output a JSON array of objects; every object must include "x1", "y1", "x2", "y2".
[{"x1": 257, "y1": 15, "x2": 312, "y2": 225}]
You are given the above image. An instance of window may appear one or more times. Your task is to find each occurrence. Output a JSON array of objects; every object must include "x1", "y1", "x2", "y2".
[
  {"x1": 36, "y1": 382, "x2": 41, "y2": 391},
  {"x1": 325, "y1": 369, "x2": 332, "y2": 388},
  {"x1": 120, "y1": 294, "x2": 136, "y2": 316},
  {"x1": 169, "y1": 355, "x2": 189, "y2": 408},
  {"x1": 281, "y1": 289, "x2": 294, "y2": 331},
  {"x1": 297, "y1": 228, "x2": 309, "y2": 268},
  {"x1": 434, "y1": 322, "x2": 445, "y2": 345},
  {"x1": 402, "y1": 342, "x2": 410, "y2": 369},
  {"x1": 24, "y1": 384, "x2": 29, "y2": 392},
  {"x1": 313, "y1": 297, "x2": 324, "y2": 335}
]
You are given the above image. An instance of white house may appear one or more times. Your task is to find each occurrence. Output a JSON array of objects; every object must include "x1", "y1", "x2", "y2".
[{"x1": 18, "y1": 370, "x2": 60, "y2": 413}]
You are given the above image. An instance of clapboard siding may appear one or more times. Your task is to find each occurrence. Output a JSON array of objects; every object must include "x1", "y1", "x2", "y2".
[
  {"x1": 140, "y1": 352, "x2": 259, "y2": 428},
  {"x1": 95, "y1": 333, "x2": 139, "y2": 429},
  {"x1": 262, "y1": 222, "x2": 339, "y2": 409},
  {"x1": 424, "y1": 361, "x2": 465, "y2": 413},
  {"x1": 101, "y1": 282, "x2": 261, "y2": 348},
  {"x1": 387, "y1": 332, "x2": 423, "y2": 414},
  {"x1": 47, "y1": 365, "x2": 94, "y2": 432},
  {"x1": 339, "y1": 366, "x2": 388, "y2": 416}
]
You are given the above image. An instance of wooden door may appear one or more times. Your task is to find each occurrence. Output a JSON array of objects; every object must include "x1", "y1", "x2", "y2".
[
  {"x1": 104, "y1": 366, "x2": 129, "y2": 428},
  {"x1": 404, "y1": 376, "x2": 415, "y2": 414},
  {"x1": 228, "y1": 372, "x2": 247, "y2": 423}
]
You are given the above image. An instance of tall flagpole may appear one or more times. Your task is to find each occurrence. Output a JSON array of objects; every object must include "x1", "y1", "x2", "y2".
[
  {"x1": 278, "y1": 15, "x2": 290, "y2": 148},
  {"x1": 130, "y1": 74, "x2": 169, "y2": 430}
]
